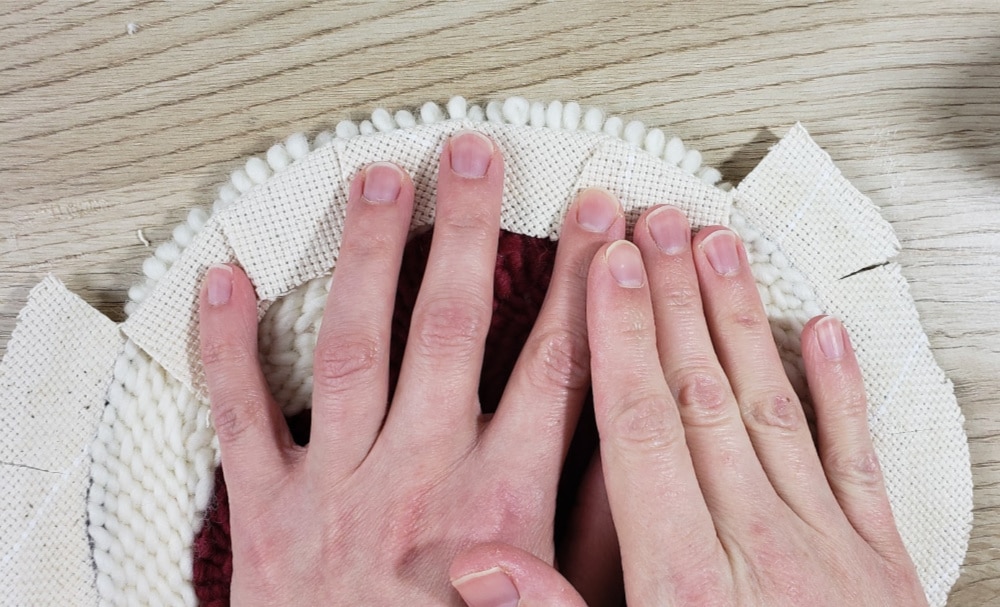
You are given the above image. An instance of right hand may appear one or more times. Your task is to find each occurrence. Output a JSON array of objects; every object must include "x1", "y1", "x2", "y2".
[{"x1": 450, "y1": 208, "x2": 928, "y2": 607}]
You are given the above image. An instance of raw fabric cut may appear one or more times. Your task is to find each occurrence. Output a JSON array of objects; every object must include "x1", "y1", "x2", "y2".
[
  {"x1": 0, "y1": 277, "x2": 125, "y2": 606},
  {"x1": 0, "y1": 96, "x2": 972, "y2": 607}
]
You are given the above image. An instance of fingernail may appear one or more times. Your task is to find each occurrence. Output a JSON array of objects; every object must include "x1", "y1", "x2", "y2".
[
  {"x1": 449, "y1": 130, "x2": 494, "y2": 178},
  {"x1": 452, "y1": 567, "x2": 520, "y2": 607},
  {"x1": 576, "y1": 188, "x2": 620, "y2": 233},
  {"x1": 700, "y1": 229, "x2": 741, "y2": 275},
  {"x1": 816, "y1": 316, "x2": 847, "y2": 360},
  {"x1": 207, "y1": 264, "x2": 233, "y2": 306},
  {"x1": 606, "y1": 241, "x2": 644, "y2": 288},
  {"x1": 362, "y1": 162, "x2": 403, "y2": 204},
  {"x1": 647, "y1": 206, "x2": 689, "y2": 254}
]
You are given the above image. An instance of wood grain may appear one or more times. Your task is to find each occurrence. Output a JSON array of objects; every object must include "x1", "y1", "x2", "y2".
[{"x1": 1, "y1": 1, "x2": 997, "y2": 603}]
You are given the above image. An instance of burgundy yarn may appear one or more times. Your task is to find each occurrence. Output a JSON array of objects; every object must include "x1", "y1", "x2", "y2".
[{"x1": 193, "y1": 229, "x2": 596, "y2": 603}]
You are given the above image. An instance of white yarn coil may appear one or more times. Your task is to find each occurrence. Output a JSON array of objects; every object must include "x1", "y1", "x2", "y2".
[{"x1": 98, "y1": 97, "x2": 828, "y2": 605}]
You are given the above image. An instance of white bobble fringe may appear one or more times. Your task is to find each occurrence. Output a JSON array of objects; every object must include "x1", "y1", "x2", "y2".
[
  {"x1": 486, "y1": 100, "x2": 504, "y2": 123},
  {"x1": 371, "y1": 108, "x2": 395, "y2": 132},
  {"x1": 187, "y1": 208, "x2": 209, "y2": 231},
  {"x1": 313, "y1": 131, "x2": 334, "y2": 149},
  {"x1": 529, "y1": 101, "x2": 546, "y2": 127},
  {"x1": 285, "y1": 133, "x2": 310, "y2": 160},
  {"x1": 546, "y1": 100, "x2": 563, "y2": 129},
  {"x1": 154, "y1": 242, "x2": 181, "y2": 263},
  {"x1": 502, "y1": 96, "x2": 530, "y2": 126},
  {"x1": 644, "y1": 127, "x2": 666, "y2": 157},
  {"x1": 245, "y1": 157, "x2": 271, "y2": 185},
  {"x1": 172, "y1": 224, "x2": 194, "y2": 248},
  {"x1": 229, "y1": 169, "x2": 253, "y2": 194},
  {"x1": 583, "y1": 107, "x2": 604, "y2": 132},
  {"x1": 664, "y1": 137, "x2": 686, "y2": 165},
  {"x1": 699, "y1": 167, "x2": 723, "y2": 186},
  {"x1": 624, "y1": 120, "x2": 646, "y2": 147},
  {"x1": 394, "y1": 110, "x2": 417, "y2": 128},
  {"x1": 447, "y1": 96, "x2": 468, "y2": 119},
  {"x1": 335, "y1": 120, "x2": 360, "y2": 139},
  {"x1": 266, "y1": 144, "x2": 292, "y2": 172},
  {"x1": 420, "y1": 101, "x2": 444, "y2": 123},
  {"x1": 142, "y1": 256, "x2": 168, "y2": 281},
  {"x1": 603, "y1": 116, "x2": 624, "y2": 138},
  {"x1": 217, "y1": 184, "x2": 239, "y2": 205},
  {"x1": 562, "y1": 101, "x2": 581, "y2": 130},
  {"x1": 680, "y1": 149, "x2": 703, "y2": 174}
]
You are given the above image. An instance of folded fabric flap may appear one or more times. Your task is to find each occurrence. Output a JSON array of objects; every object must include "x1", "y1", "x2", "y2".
[
  {"x1": 733, "y1": 124, "x2": 971, "y2": 607},
  {"x1": 122, "y1": 222, "x2": 236, "y2": 399},
  {"x1": 734, "y1": 123, "x2": 899, "y2": 285},
  {"x1": 221, "y1": 144, "x2": 346, "y2": 301},
  {"x1": 125, "y1": 120, "x2": 735, "y2": 398},
  {"x1": 0, "y1": 275, "x2": 125, "y2": 606},
  {"x1": 825, "y1": 264, "x2": 971, "y2": 607},
  {"x1": 574, "y1": 136, "x2": 733, "y2": 234}
]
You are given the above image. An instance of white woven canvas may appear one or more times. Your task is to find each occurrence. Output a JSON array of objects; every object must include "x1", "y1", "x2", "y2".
[
  {"x1": 0, "y1": 100, "x2": 971, "y2": 607},
  {"x1": 0, "y1": 277, "x2": 124, "y2": 606}
]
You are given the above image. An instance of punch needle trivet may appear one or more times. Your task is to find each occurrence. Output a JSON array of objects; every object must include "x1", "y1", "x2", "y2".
[{"x1": 0, "y1": 97, "x2": 972, "y2": 606}]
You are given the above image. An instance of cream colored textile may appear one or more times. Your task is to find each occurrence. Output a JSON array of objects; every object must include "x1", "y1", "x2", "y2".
[
  {"x1": 125, "y1": 121, "x2": 730, "y2": 401},
  {"x1": 0, "y1": 276, "x2": 124, "y2": 606},
  {"x1": 0, "y1": 115, "x2": 972, "y2": 607},
  {"x1": 733, "y1": 124, "x2": 972, "y2": 606}
]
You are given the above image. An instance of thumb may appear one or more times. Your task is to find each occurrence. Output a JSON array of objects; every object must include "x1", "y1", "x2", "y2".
[{"x1": 450, "y1": 542, "x2": 587, "y2": 607}]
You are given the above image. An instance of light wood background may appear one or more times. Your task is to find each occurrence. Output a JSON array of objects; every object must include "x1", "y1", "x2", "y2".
[{"x1": 1, "y1": 1, "x2": 997, "y2": 603}]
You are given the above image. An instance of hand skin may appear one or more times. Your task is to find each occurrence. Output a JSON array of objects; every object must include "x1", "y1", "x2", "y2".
[
  {"x1": 197, "y1": 131, "x2": 628, "y2": 605},
  {"x1": 451, "y1": 209, "x2": 929, "y2": 607}
]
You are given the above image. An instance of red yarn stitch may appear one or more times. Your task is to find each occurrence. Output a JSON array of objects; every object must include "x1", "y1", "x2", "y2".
[{"x1": 193, "y1": 230, "x2": 589, "y2": 601}]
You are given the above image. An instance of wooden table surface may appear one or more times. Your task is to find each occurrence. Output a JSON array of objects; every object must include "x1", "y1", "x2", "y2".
[{"x1": 1, "y1": 1, "x2": 997, "y2": 603}]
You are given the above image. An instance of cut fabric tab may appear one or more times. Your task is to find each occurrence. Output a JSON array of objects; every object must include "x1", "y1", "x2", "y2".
[
  {"x1": 734, "y1": 124, "x2": 971, "y2": 607},
  {"x1": 0, "y1": 276, "x2": 124, "y2": 606}
]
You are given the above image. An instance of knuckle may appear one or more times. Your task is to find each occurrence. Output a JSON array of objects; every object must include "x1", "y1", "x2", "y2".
[
  {"x1": 606, "y1": 392, "x2": 682, "y2": 451},
  {"x1": 659, "y1": 283, "x2": 700, "y2": 310},
  {"x1": 200, "y1": 332, "x2": 255, "y2": 371},
  {"x1": 413, "y1": 296, "x2": 488, "y2": 355},
  {"x1": 439, "y1": 204, "x2": 496, "y2": 240},
  {"x1": 741, "y1": 389, "x2": 806, "y2": 432},
  {"x1": 341, "y1": 229, "x2": 397, "y2": 260},
  {"x1": 313, "y1": 336, "x2": 382, "y2": 392},
  {"x1": 671, "y1": 369, "x2": 732, "y2": 427},
  {"x1": 836, "y1": 389, "x2": 870, "y2": 421},
  {"x1": 671, "y1": 563, "x2": 732, "y2": 607},
  {"x1": 610, "y1": 307, "x2": 655, "y2": 344},
  {"x1": 525, "y1": 329, "x2": 590, "y2": 393},
  {"x1": 827, "y1": 448, "x2": 885, "y2": 490},
  {"x1": 211, "y1": 390, "x2": 267, "y2": 445}
]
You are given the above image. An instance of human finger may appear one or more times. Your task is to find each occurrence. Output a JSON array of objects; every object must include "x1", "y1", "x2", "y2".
[
  {"x1": 587, "y1": 239, "x2": 729, "y2": 603},
  {"x1": 388, "y1": 130, "x2": 504, "y2": 443},
  {"x1": 558, "y1": 453, "x2": 624, "y2": 607},
  {"x1": 451, "y1": 542, "x2": 586, "y2": 607},
  {"x1": 486, "y1": 188, "x2": 624, "y2": 472},
  {"x1": 801, "y1": 315, "x2": 909, "y2": 560},
  {"x1": 689, "y1": 225, "x2": 841, "y2": 523},
  {"x1": 631, "y1": 211, "x2": 777, "y2": 524},
  {"x1": 198, "y1": 264, "x2": 294, "y2": 505},
  {"x1": 309, "y1": 162, "x2": 415, "y2": 474}
]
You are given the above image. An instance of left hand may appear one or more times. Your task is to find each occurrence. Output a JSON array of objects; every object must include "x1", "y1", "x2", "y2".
[{"x1": 198, "y1": 131, "x2": 626, "y2": 604}]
